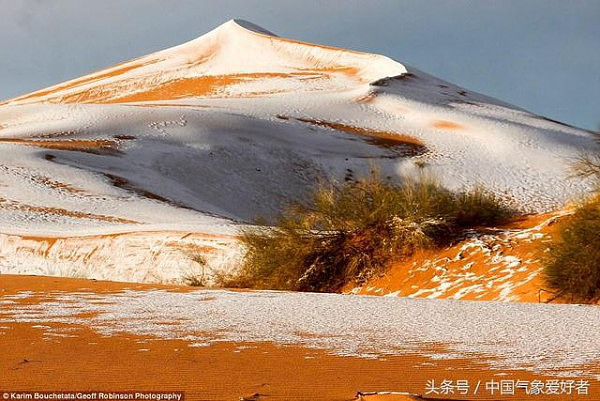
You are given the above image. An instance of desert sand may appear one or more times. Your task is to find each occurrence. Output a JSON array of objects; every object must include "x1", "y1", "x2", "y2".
[{"x1": 1, "y1": 275, "x2": 599, "y2": 400}]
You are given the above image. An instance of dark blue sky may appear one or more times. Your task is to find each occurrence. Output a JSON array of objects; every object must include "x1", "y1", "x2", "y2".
[{"x1": 2, "y1": 0, "x2": 598, "y2": 130}]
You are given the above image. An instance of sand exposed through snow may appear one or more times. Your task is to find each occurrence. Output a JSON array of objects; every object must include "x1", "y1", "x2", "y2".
[{"x1": 1, "y1": 275, "x2": 599, "y2": 400}]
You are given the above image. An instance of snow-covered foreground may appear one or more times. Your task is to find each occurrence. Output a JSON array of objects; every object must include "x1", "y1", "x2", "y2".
[
  {"x1": 2, "y1": 288, "x2": 599, "y2": 376},
  {"x1": 0, "y1": 19, "x2": 597, "y2": 282}
]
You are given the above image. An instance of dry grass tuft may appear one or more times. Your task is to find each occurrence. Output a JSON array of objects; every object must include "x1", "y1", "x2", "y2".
[
  {"x1": 224, "y1": 171, "x2": 512, "y2": 292},
  {"x1": 545, "y1": 135, "x2": 600, "y2": 302},
  {"x1": 183, "y1": 254, "x2": 209, "y2": 287},
  {"x1": 544, "y1": 195, "x2": 600, "y2": 302}
]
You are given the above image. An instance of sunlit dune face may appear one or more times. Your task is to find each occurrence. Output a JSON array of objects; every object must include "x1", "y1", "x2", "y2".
[
  {"x1": 5, "y1": 64, "x2": 366, "y2": 103},
  {"x1": 432, "y1": 120, "x2": 465, "y2": 130},
  {"x1": 0, "y1": 20, "x2": 403, "y2": 106},
  {"x1": 5, "y1": 65, "x2": 363, "y2": 105},
  {"x1": 31, "y1": 72, "x2": 315, "y2": 103},
  {"x1": 75, "y1": 69, "x2": 358, "y2": 103},
  {"x1": 103, "y1": 74, "x2": 253, "y2": 103},
  {"x1": 0, "y1": 138, "x2": 121, "y2": 155},
  {"x1": 2, "y1": 60, "x2": 160, "y2": 105}
]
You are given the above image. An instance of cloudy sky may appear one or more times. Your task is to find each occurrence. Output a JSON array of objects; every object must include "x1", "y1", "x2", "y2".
[{"x1": 1, "y1": 0, "x2": 598, "y2": 130}]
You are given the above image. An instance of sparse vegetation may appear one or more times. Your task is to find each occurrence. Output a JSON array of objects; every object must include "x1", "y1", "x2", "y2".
[
  {"x1": 224, "y1": 171, "x2": 512, "y2": 292},
  {"x1": 183, "y1": 253, "x2": 208, "y2": 287},
  {"x1": 572, "y1": 136, "x2": 600, "y2": 190},
  {"x1": 183, "y1": 274, "x2": 205, "y2": 287},
  {"x1": 544, "y1": 136, "x2": 600, "y2": 302},
  {"x1": 544, "y1": 196, "x2": 600, "y2": 302}
]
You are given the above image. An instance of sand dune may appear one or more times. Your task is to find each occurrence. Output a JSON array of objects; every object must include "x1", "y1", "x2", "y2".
[
  {"x1": 1, "y1": 19, "x2": 599, "y2": 398},
  {"x1": 0, "y1": 19, "x2": 596, "y2": 290}
]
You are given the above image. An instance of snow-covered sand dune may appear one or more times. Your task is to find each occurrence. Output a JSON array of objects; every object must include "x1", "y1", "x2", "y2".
[{"x1": 0, "y1": 19, "x2": 597, "y2": 283}]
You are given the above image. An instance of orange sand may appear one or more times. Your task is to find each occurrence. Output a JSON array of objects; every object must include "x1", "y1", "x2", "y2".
[
  {"x1": 1, "y1": 60, "x2": 155, "y2": 105},
  {"x1": 285, "y1": 116, "x2": 426, "y2": 152},
  {"x1": 1, "y1": 275, "x2": 598, "y2": 400},
  {"x1": 8, "y1": 68, "x2": 359, "y2": 105},
  {"x1": 0, "y1": 138, "x2": 121, "y2": 155},
  {"x1": 349, "y1": 213, "x2": 564, "y2": 302},
  {"x1": 0, "y1": 197, "x2": 137, "y2": 224},
  {"x1": 27, "y1": 174, "x2": 88, "y2": 195},
  {"x1": 432, "y1": 120, "x2": 465, "y2": 130}
]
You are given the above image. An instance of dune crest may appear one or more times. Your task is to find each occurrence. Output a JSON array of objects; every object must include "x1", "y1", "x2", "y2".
[{"x1": 3, "y1": 19, "x2": 407, "y2": 105}]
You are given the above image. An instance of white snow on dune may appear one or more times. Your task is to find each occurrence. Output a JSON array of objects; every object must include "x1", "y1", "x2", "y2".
[
  {"x1": 0, "y1": 231, "x2": 242, "y2": 284},
  {"x1": 2, "y1": 19, "x2": 407, "y2": 105},
  {"x1": 2, "y1": 289, "x2": 600, "y2": 375},
  {"x1": 0, "y1": 19, "x2": 597, "y2": 282}
]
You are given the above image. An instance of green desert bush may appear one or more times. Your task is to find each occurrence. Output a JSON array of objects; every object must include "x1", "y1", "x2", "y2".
[
  {"x1": 226, "y1": 171, "x2": 512, "y2": 292},
  {"x1": 544, "y1": 196, "x2": 600, "y2": 302}
]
